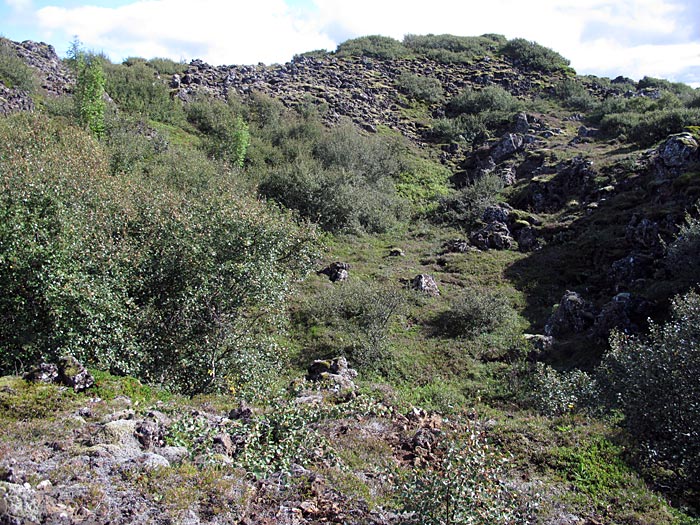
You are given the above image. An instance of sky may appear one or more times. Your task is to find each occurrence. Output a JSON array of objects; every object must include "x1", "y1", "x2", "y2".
[{"x1": 1, "y1": 0, "x2": 699, "y2": 87}]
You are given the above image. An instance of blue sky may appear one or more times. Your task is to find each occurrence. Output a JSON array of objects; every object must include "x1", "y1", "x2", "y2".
[{"x1": 2, "y1": 0, "x2": 699, "y2": 86}]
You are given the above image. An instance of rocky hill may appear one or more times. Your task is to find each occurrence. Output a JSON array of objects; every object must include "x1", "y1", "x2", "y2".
[{"x1": 1, "y1": 35, "x2": 699, "y2": 524}]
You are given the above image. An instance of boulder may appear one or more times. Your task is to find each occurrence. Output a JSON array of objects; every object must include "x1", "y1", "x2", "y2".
[
  {"x1": 545, "y1": 291, "x2": 597, "y2": 337},
  {"x1": 57, "y1": 355, "x2": 94, "y2": 392},
  {"x1": 0, "y1": 481, "x2": 42, "y2": 525},
  {"x1": 659, "y1": 132, "x2": 698, "y2": 168},
  {"x1": 410, "y1": 274, "x2": 440, "y2": 296},
  {"x1": 470, "y1": 221, "x2": 514, "y2": 250},
  {"x1": 306, "y1": 357, "x2": 358, "y2": 395},
  {"x1": 592, "y1": 293, "x2": 652, "y2": 340},
  {"x1": 442, "y1": 239, "x2": 472, "y2": 254},
  {"x1": 491, "y1": 133, "x2": 524, "y2": 162},
  {"x1": 317, "y1": 262, "x2": 350, "y2": 282}
]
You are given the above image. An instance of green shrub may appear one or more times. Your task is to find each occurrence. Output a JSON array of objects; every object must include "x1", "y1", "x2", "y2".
[
  {"x1": 0, "y1": 38, "x2": 36, "y2": 91},
  {"x1": 526, "y1": 362, "x2": 599, "y2": 416},
  {"x1": 500, "y1": 38, "x2": 571, "y2": 73},
  {"x1": 551, "y1": 78, "x2": 597, "y2": 111},
  {"x1": 396, "y1": 72, "x2": 443, "y2": 103},
  {"x1": 435, "y1": 173, "x2": 504, "y2": 228},
  {"x1": 0, "y1": 112, "x2": 318, "y2": 396},
  {"x1": 447, "y1": 85, "x2": 521, "y2": 117},
  {"x1": 403, "y1": 33, "x2": 505, "y2": 63},
  {"x1": 301, "y1": 280, "x2": 404, "y2": 371},
  {"x1": 259, "y1": 122, "x2": 403, "y2": 233},
  {"x1": 186, "y1": 94, "x2": 250, "y2": 167},
  {"x1": 431, "y1": 114, "x2": 486, "y2": 143},
  {"x1": 399, "y1": 431, "x2": 526, "y2": 524},
  {"x1": 104, "y1": 59, "x2": 185, "y2": 124},
  {"x1": 146, "y1": 57, "x2": 187, "y2": 75},
  {"x1": 598, "y1": 290, "x2": 700, "y2": 489},
  {"x1": 665, "y1": 207, "x2": 700, "y2": 286},
  {"x1": 436, "y1": 286, "x2": 517, "y2": 338},
  {"x1": 335, "y1": 35, "x2": 410, "y2": 59},
  {"x1": 600, "y1": 107, "x2": 700, "y2": 146}
]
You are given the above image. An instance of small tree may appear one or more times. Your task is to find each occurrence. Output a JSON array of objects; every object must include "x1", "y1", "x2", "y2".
[
  {"x1": 598, "y1": 290, "x2": 700, "y2": 490},
  {"x1": 69, "y1": 40, "x2": 106, "y2": 137}
]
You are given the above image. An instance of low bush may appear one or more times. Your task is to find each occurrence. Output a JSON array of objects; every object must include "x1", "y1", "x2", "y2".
[
  {"x1": 0, "y1": 38, "x2": 36, "y2": 91},
  {"x1": 436, "y1": 286, "x2": 517, "y2": 338},
  {"x1": 526, "y1": 362, "x2": 599, "y2": 417},
  {"x1": 598, "y1": 289, "x2": 700, "y2": 490},
  {"x1": 399, "y1": 430, "x2": 527, "y2": 524},
  {"x1": 435, "y1": 173, "x2": 504, "y2": 228},
  {"x1": 665, "y1": 206, "x2": 700, "y2": 287},
  {"x1": 300, "y1": 280, "x2": 405, "y2": 371},
  {"x1": 335, "y1": 35, "x2": 410, "y2": 59},
  {"x1": 186, "y1": 94, "x2": 250, "y2": 167},
  {"x1": 259, "y1": 121, "x2": 404, "y2": 233},
  {"x1": 396, "y1": 72, "x2": 443, "y2": 103},
  {"x1": 104, "y1": 58, "x2": 185, "y2": 124},
  {"x1": 403, "y1": 33, "x2": 505, "y2": 63},
  {"x1": 500, "y1": 38, "x2": 571, "y2": 73},
  {"x1": 551, "y1": 78, "x2": 597, "y2": 112},
  {"x1": 447, "y1": 85, "x2": 521, "y2": 117},
  {"x1": 0, "y1": 112, "x2": 318, "y2": 396}
]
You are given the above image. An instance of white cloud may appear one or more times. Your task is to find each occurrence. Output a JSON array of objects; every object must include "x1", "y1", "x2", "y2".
[
  {"x1": 5, "y1": 0, "x2": 33, "y2": 11},
  {"x1": 30, "y1": 0, "x2": 700, "y2": 85}
]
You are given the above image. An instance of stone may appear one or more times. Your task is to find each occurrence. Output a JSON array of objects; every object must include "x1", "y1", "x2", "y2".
[
  {"x1": 23, "y1": 363, "x2": 58, "y2": 384},
  {"x1": 410, "y1": 274, "x2": 440, "y2": 296},
  {"x1": 317, "y1": 262, "x2": 350, "y2": 282},
  {"x1": 306, "y1": 357, "x2": 358, "y2": 395},
  {"x1": 514, "y1": 225, "x2": 538, "y2": 252},
  {"x1": 442, "y1": 239, "x2": 472, "y2": 253},
  {"x1": 490, "y1": 133, "x2": 524, "y2": 162},
  {"x1": 592, "y1": 293, "x2": 652, "y2": 340},
  {"x1": 659, "y1": 132, "x2": 698, "y2": 168},
  {"x1": 545, "y1": 291, "x2": 597, "y2": 337},
  {"x1": 135, "y1": 453, "x2": 170, "y2": 470},
  {"x1": 482, "y1": 203, "x2": 511, "y2": 224},
  {"x1": 470, "y1": 221, "x2": 514, "y2": 250},
  {"x1": 0, "y1": 481, "x2": 42, "y2": 525},
  {"x1": 388, "y1": 248, "x2": 405, "y2": 257},
  {"x1": 513, "y1": 112, "x2": 529, "y2": 134},
  {"x1": 156, "y1": 446, "x2": 189, "y2": 464},
  {"x1": 57, "y1": 355, "x2": 94, "y2": 392},
  {"x1": 135, "y1": 419, "x2": 163, "y2": 450},
  {"x1": 524, "y1": 334, "x2": 554, "y2": 355},
  {"x1": 625, "y1": 216, "x2": 660, "y2": 250}
]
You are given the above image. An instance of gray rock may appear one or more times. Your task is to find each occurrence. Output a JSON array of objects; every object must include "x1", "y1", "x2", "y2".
[
  {"x1": 23, "y1": 363, "x2": 58, "y2": 384},
  {"x1": 135, "y1": 453, "x2": 170, "y2": 470},
  {"x1": 0, "y1": 481, "x2": 42, "y2": 525},
  {"x1": 514, "y1": 225, "x2": 538, "y2": 252},
  {"x1": 317, "y1": 261, "x2": 350, "y2": 282},
  {"x1": 482, "y1": 204, "x2": 511, "y2": 224},
  {"x1": 491, "y1": 133, "x2": 524, "y2": 161},
  {"x1": 470, "y1": 221, "x2": 513, "y2": 251},
  {"x1": 545, "y1": 291, "x2": 597, "y2": 337},
  {"x1": 513, "y1": 112, "x2": 529, "y2": 134},
  {"x1": 156, "y1": 446, "x2": 189, "y2": 464},
  {"x1": 57, "y1": 355, "x2": 94, "y2": 392},
  {"x1": 306, "y1": 357, "x2": 358, "y2": 395},
  {"x1": 410, "y1": 274, "x2": 440, "y2": 296},
  {"x1": 659, "y1": 132, "x2": 698, "y2": 168},
  {"x1": 442, "y1": 239, "x2": 472, "y2": 253}
]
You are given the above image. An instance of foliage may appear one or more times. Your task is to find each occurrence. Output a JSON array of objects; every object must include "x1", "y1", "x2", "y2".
[
  {"x1": 0, "y1": 112, "x2": 318, "y2": 396},
  {"x1": 598, "y1": 290, "x2": 700, "y2": 489},
  {"x1": 399, "y1": 430, "x2": 525, "y2": 524},
  {"x1": 335, "y1": 35, "x2": 410, "y2": 59},
  {"x1": 665, "y1": 207, "x2": 700, "y2": 287},
  {"x1": 403, "y1": 33, "x2": 506, "y2": 63},
  {"x1": 70, "y1": 44, "x2": 106, "y2": 137},
  {"x1": 550, "y1": 78, "x2": 597, "y2": 112},
  {"x1": 436, "y1": 286, "x2": 518, "y2": 338},
  {"x1": 395, "y1": 156, "x2": 452, "y2": 211},
  {"x1": 167, "y1": 398, "x2": 337, "y2": 478},
  {"x1": 186, "y1": 94, "x2": 250, "y2": 167},
  {"x1": 437, "y1": 85, "x2": 522, "y2": 143},
  {"x1": 0, "y1": 38, "x2": 36, "y2": 91},
  {"x1": 258, "y1": 121, "x2": 404, "y2": 233},
  {"x1": 103, "y1": 58, "x2": 185, "y2": 124},
  {"x1": 600, "y1": 107, "x2": 700, "y2": 146},
  {"x1": 435, "y1": 173, "x2": 504, "y2": 228},
  {"x1": 500, "y1": 38, "x2": 571, "y2": 73},
  {"x1": 300, "y1": 280, "x2": 405, "y2": 371},
  {"x1": 396, "y1": 72, "x2": 443, "y2": 103},
  {"x1": 526, "y1": 363, "x2": 599, "y2": 417}
]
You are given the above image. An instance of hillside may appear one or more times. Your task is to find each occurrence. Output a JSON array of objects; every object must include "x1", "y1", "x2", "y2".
[{"x1": 1, "y1": 34, "x2": 699, "y2": 524}]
